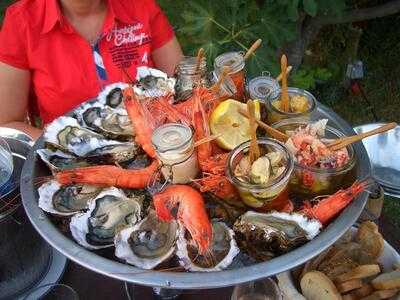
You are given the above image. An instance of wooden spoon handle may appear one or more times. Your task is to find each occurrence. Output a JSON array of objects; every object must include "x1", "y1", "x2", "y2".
[
  {"x1": 211, "y1": 66, "x2": 231, "y2": 94},
  {"x1": 195, "y1": 48, "x2": 205, "y2": 73},
  {"x1": 238, "y1": 108, "x2": 288, "y2": 142},
  {"x1": 329, "y1": 122, "x2": 397, "y2": 151},
  {"x1": 280, "y1": 55, "x2": 289, "y2": 112},
  {"x1": 247, "y1": 100, "x2": 261, "y2": 164},
  {"x1": 244, "y1": 39, "x2": 262, "y2": 61},
  {"x1": 276, "y1": 66, "x2": 293, "y2": 82}
]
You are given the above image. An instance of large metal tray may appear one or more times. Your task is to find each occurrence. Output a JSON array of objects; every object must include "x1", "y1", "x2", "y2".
[{"x1": 20, "y1": 103, "x2": 371, "y2": 289}]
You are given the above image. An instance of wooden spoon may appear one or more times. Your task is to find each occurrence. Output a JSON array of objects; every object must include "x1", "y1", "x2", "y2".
[
  {"x1": 238, "y1": 108, "x2": 288, "y2": 142},
  {"x1": 280, "y1": 54, "x2": 290, "y2": 112},
  {"x1": 211, "y1": 66, "x2": 231, "y2": 94},
  {"x1": 244, "y1": 39, "x2": 262, "y2": 61},
  {"x1": 276, "y1": 66, "x2": 293, "y2": 82},
  {"x1": 247, "y1": 100, "x2": 261, "y2": 164},
  {"x1": 195, "y1": 48, "x2": 205, "y2": 73},
  {"x1": 328, "y1": 122, "x2": 397, "y2": 151}
]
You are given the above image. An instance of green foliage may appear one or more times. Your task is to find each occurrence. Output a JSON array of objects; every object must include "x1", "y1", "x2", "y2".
[
  {"x1": 158, "y1": 0, "x2": 348, "y2": 77},
  {"x1": 290, "y1": 66, "x2": 332, "y2": 90}
]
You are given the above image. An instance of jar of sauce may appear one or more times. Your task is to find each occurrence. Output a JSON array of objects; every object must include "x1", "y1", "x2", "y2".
[
  {"x1": 214, "y1": 52, "x2": 245, "y2": 100},
  {"x1": 151, "y1": 123, "x2": 199, "y2": 184},
  {"x1": 175, "y1": 56, "x2": 208, "y2": 102},
  {"x1": 247, "y1": 75, "x2": 280, "y2": 102}
]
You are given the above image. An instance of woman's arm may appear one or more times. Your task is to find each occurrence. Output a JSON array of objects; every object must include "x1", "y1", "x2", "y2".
[
  {"x1": 152, "y1": 36, "x2": 183, "y2": 76},
  {"x1": 0, "y1": 62, "x2": 42, "y2": 140}
]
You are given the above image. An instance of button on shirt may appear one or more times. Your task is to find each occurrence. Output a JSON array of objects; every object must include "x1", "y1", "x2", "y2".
[{"x1": 0, "y1": 0, "x2": 175, "y2": 123}]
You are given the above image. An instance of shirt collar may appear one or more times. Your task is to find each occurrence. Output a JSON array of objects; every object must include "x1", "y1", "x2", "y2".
[{"x1": 41, "y1": 0, "x2": 135, "y2": 35}]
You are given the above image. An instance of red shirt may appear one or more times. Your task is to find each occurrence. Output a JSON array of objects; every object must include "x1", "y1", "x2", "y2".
[{"x1": 0, "y1": 0, "x2": 175, "y2": 124}]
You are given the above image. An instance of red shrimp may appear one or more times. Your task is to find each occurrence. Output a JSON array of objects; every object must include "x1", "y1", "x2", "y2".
[{"x1": 153, "y1": 184, "x2": 212, "y2": 255}]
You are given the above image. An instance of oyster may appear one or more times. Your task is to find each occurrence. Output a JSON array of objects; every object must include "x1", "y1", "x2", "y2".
[
  {"x1": 37, "y1": 148, "x2": 91, "y2": 172},
  {"x1": 233, "y1": 211, "x2": 321, "y2": 261},
  {"x1": 176, "y1": 221, "x2": 239, "y2": 272},
  {"x1": 134, "y1": 67, "x2": 176, "y2": 98},
  {"x1": 115, "y1": 210, "x2": 179, "y2": 269},
  {"x1": 70, "y1": 187, "x2": 142, "y2": 249},
  {"x1": 98, "y1": 82, "x2": 129, "y2": 109},
  {"x1": 75, "y1": 102, "x2": 133, "y2": 140},
  {"x1": 84, "y1": 143, "x2": 140, "y2": 165},
  {"x1": 44, "y1": 116, "x2": 120, "y2": 156},
  {"x1": 38, "y1": 180, "x2": 101, "y2": 216}
]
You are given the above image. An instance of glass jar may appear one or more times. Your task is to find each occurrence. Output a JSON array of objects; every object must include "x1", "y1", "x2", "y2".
[
  {"x1": 226, "y1": 138, "x2": 294, "y2": 211},
  {"x1": 151, "y1": 123, "x2": 199, "y2": 184},
  {"x1": 175, "y1": 56, "x2": 208, "y2": 102},
  {"x1": 272, "y1": 118, "x2": 357, "y2": 200},
  {"x1": 247, "y1": 75, "x2": 280, "y2": 102},
  {"x1": 214, "y1": 52, "x2": 246, "y2": 100},
  {"x1": 266, "y1": 87, "x2": 317, "y2": 125}
]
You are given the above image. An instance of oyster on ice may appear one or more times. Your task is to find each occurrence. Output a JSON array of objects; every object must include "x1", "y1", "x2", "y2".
[
  {"x1": 233, "y1": 211, "x2": 321, "y2": 261},
  {"x1": 176, "y1": 221, "x2": 240, "y2": 272},
  {"x1": 44, "y1": 116, "x2": 120, "y2": 156},
  {"x1": 38, "y1": 180, "x2": 102, "y2": 216},
  {"x1": 70, "y1": 187, "x2": 142, "y2": 249},
  {"x1": 115, "y1": 210, "x2": 179, "y2": 269},
  {"x1": 98, "y1": 82, "x2": 129, "y2": 109}
]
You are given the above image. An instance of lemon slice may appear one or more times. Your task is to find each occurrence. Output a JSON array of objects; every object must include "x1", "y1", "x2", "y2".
[{"x1": 210, "y1": 99, "x2": 260, "y2": 150}]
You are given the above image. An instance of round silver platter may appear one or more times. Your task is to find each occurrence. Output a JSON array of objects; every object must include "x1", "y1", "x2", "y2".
[{"x1": 20, "y1": 103, "x2": 371, "y2": 289}]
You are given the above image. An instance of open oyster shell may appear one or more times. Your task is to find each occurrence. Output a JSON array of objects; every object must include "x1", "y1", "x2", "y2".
[
  {"x1": 234, "y1": 211, "x2": 321, "y2": 261},
  {"x1": 75, "y1": 102, "x2": 133, "y2": 141},
  {"x1": 134, "y1": 67, "x2": 176, "y2": 98},
  {"x1": 114, "y1": 210, "x2": 179, "y2": 269},
  {"x1": 176, "y1": 221, "x2": 240, "y2": 272},
  {"x1": 98, "y1": 82, "x2": 129, "y2": 109},
  {"x1": 70, "y1": 187, "x2": 142, "y2": 250},
  {"x1": 36, "y1": 148, "x2": 91, "y2": 173},
  {"x1": 38, "y1": 180, "x2": 102, "y2": 216},
  {"x1": 44, "y1": 116, "x2": 121, "y2": 156}
]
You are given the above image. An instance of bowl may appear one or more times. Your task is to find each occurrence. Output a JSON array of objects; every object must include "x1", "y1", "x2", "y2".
[
  {"x1": 265, "y1": 87, "x2": 317, "y2": 125},
  {"x1": 272, "y1": 118, "x2": 357, "y2": 200},
  {"x1": 226, "y1": 138, "x2": 294, "y2": 211}
]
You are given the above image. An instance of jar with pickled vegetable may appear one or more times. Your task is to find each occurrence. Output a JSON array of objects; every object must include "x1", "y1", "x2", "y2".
[
  {"x1": 226, "y1": 138, "x2": 294, "y2": 212},
  {"x1": 266, "y1": 87, "x2": 316, "y2": 125}
]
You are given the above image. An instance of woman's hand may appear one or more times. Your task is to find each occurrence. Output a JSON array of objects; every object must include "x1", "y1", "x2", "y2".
[
  {"x1": 0, "y1": 62, "x2": 42, "y2": 140},
  {"x1": 152, "y1": 36, "x2": 183, "y2": 76}
]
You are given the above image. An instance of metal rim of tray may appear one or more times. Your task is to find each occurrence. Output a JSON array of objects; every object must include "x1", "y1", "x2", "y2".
[{"x1": 20, "y1": 102, "x2": 371, "y2": 289}]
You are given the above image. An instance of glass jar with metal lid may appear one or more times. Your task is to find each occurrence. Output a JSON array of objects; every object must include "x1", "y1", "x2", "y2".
[
  {"x1": 151, "y1": 123, "x2": 199, "y2": 184},
  {"x1": 214, "y1": 52, "x2": 246, "y2": 100},
  {"x1": 175, "y1": 56, "x2": 208, "y2": 102},
  {"x1": 247, "y1": 74, "x2": 280, "y2": 102}
]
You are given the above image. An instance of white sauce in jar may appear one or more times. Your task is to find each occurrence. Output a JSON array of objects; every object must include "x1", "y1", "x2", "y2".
[{"x1": 151, "y1": 123, "x2": 199, "y2": 184}]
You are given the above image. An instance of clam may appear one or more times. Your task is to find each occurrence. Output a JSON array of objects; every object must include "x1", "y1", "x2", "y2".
[
  {"x1": 70, "y1": 187, "x2": 142, "y2": 249},
  {"x1": 233, "y1": 211, "x2": 321, "y2": 261},
  {"x1": 176, "y1": 221, "x2": 240, "y2": 272},
  {"x1": 114, "y1": 210, "x2": 179, "y2": 269},
  {"x1": 44, "y1": 116, "x2": 121, "y2": 156},
  {"x1": 38, "y1": 180, "x2": 102, "y2": 216}
]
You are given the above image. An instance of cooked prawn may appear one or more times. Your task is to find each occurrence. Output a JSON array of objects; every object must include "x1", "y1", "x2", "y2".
[
  {"x1": 153, "y1": 184, "x2": 212, "y2": 254},
  {"x1": 55, "y1": 160, "x2": 159, "y2": 189}
]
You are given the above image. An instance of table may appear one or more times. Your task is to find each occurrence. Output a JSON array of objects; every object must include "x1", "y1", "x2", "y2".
[{"x1": 48, "y1": 214, "x2": 400, "y2": 300}]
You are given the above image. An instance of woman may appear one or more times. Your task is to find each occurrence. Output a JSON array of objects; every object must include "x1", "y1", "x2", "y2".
[{"x1": 0, "y1": 0, "x2": 183, "y2": 139}]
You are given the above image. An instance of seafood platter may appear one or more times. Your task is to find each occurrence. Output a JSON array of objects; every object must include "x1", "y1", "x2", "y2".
[{"x1": 21, "y1": 47, "x2": 376, "y2": 289}]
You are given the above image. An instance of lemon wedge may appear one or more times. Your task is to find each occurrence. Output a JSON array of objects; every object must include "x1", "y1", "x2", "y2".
[{"x1": 210, "y1": 99, "x2": 261, "y2": 150}]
